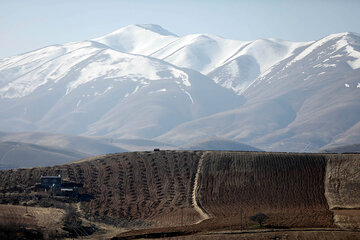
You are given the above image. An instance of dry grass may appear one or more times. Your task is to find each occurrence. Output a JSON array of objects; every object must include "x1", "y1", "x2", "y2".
[{"x1": 0, "y1": 204, "x2": 65, "y2": 234}]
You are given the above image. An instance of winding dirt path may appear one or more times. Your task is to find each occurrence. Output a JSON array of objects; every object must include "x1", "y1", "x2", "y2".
[{"x1": 192, "y1": 151, "x2": 210, "y2": 223}]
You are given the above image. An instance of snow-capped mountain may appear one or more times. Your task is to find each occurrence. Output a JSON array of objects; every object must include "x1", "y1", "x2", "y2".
[
  {"x1": 0, "y1": 38, "x2": 243, "y2": 139},
  {"x1": 95, "y1": 24, "x2": 310, "y2": 94},
  {"x1": 156, "y1": 32, "x2": 360, "y2": 152},
  {"x1": 0, "y1": 25, "x2": 359, "y2": 152}
]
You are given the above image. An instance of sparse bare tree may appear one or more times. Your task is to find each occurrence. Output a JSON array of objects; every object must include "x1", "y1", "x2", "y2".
[
  {"x1": 250, "y1": 212, "x2": 268, "y2": 226},
  {"x1": 63, "y1": 206, "x2": 82, "y2": 238}
]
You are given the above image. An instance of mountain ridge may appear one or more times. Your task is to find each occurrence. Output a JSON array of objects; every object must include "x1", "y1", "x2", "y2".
[{"x1": 0, "y1": 25, "x2": 359, "y2": 152}]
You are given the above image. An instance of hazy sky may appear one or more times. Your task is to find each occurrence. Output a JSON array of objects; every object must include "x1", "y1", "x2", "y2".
[{"x1": 1, "y1": 0, "x2": 360, "y2": 58}]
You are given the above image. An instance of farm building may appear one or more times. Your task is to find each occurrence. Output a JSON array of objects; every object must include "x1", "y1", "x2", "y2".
[
  {"x1": 36, "y1": 175, "x2": 83, "y2": 198},
  {"x1": 40, "y1": 175, "x2": 62, "y2": 188},
  {"x1": 60, "y1": 187, "x2": 79, "y2": 197}
]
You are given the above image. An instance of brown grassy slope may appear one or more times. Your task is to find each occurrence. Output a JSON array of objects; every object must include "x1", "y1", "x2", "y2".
[
  {"x1": 197, "y1": 152, "x2": 334, "y2": 228},
  {"x1": 0, "y1": 204, "x2": 65, "y2": 237},
  {"x1": 0, "y1": 151, "x2": 202, "y2": 227}
]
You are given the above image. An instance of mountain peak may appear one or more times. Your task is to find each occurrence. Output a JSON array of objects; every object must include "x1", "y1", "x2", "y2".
[
  {"x1": 134, "y1": 24, "x2": 178, "y2": 37},
  {"x1": 101, "y1": 24, "x2": 177, "y2": 38},
  {"x1": 322, "y1": 31, "x2": 360, "y2": 42},
  {"x1": 92, "y1": 24, "x2": 178, "y2": 54}
]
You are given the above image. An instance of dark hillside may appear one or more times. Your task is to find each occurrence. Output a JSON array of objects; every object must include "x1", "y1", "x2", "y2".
[{"x1": 197, "y1": 152, "x2": 333, "y2": 228}]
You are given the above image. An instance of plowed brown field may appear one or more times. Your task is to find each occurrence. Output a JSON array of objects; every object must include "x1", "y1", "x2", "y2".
[{"x1": 198, "y1": 152, "x2": 333, "y2": 228}]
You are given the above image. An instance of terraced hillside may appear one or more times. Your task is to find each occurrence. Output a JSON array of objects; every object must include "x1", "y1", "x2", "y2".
[
  {"x1": 0, "y1": 151, "x2": 359, "y2": 238},
  {"x1": 0, "y1": 151, "x2": 202, "y2": 227}
]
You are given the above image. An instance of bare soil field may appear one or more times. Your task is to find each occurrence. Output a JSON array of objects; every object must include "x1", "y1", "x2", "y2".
[
  {"x1": 333, "y1": 209, "x2": 360, "y2": 230},
  {"x1": 0, "y1": 204, "x2": 65, "y2": 238},
  {"x1": 173, "y1": 229, "x2": 360, "y2": 240},
  {"x1": 0, "y1": 150, "x2": 359, "y2": 239}
]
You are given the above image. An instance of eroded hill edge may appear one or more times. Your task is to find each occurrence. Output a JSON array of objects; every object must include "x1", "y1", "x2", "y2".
[{"x1": 324, "y1": 154, "x2": 360, "y2": 229}]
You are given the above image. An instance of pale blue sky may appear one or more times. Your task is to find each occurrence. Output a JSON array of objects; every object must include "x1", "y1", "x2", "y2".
[{"x1": 1, "y1": 0, "x2": 360, "y2": 58}]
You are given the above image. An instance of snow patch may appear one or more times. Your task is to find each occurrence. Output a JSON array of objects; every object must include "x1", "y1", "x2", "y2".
[
  {"x1": 346, "y1": 45, "x2": 360, "y2": 69},
  {"x1": 94, "y1": 85, "x2": 114, "y2": 96},
  {"x1": 171, "y1": 69, "x2": 190, "y2": 87},
  {"x1": 330, "y1": 54, "x2": 343, "y2": 58},
  {"x1": 156, "y1": 88, "x2": 167, "y2": 92},
  {"x1": 76, "y1": 100, "x2": 82, "y2": 108},
  {"x1": 149, "y1": 88, "x2": 167, "y2": 94},
  {"x1": 314, "y1": 63, "x2": 336, "y2": 68},
  {"x1": 304, "y1": 75, "x2": 312, "y2": 81},
  {"x1": 132, "y1": 86, "x2": 140, "y2": 94},
  {"x1": 184, "y1": 90, "x2": 194, "y2": 104}
]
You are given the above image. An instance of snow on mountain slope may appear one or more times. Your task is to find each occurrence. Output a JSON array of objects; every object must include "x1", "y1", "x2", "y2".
[
  {"x1": 208, "y1": 39, "x2": 311, "y2": 94},
  {"x1": 83, "y1": 68, "x2": 244, "y2": 139},
  {"x1": 93, "y1": 25, "x2": 311, "y2": 94},
  {"x1": 0, "y1": 41, "x2": 106, "y2": 98},
  {"x1": 0, "y1": 40, "x2": 191, "y2": 99},
  {"x1": 1, "y1": 26, "x2": 359, "y2": 152},
  {"x1": 94, "y1": 25, "x2": 247, "y2": 74},
  {"x1": 284, "y1": 32, "x2": 360, "y2": 70},
  {"x1": 156, "y1": 32, "x2": 360, "y2": 152},
  {"x1": 149, "y1": 34, "x2": 248, "y2": 74},
  {"x1": 93, "y1": 24, "x2": 178, "y2": 55},
  {"x1": 252, "y1": 32, "x2": 360, "y2": 99},
  {"x1": 207, "y1": 55, "x2": 261, "y2": 94},
  {"x1": 0, "y1": 39, "x2": 243, "y2": 138}
]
